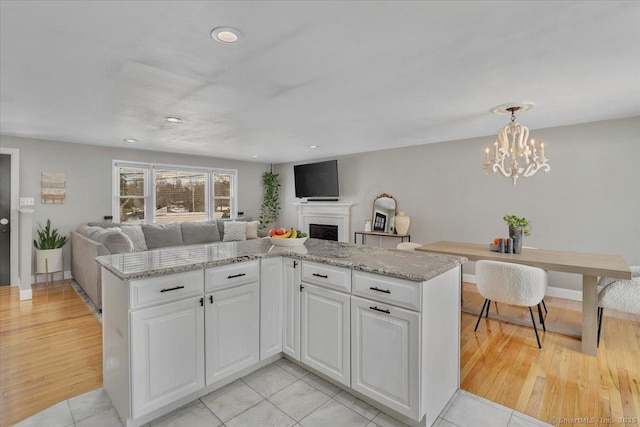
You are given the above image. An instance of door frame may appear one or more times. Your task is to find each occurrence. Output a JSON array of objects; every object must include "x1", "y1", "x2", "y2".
[{"x1": 0, "y1": 147, "x2": 20, "y2": 286}]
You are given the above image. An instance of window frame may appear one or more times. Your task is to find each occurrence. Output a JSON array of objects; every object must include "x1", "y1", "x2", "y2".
[{"x1": 112, "y1": 160, "x2": 238, "y2": 224}]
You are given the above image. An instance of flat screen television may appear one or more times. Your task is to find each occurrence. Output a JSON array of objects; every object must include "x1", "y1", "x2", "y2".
[{"x1": 294, "y1": 160, "x2": 339, "y2": 199}]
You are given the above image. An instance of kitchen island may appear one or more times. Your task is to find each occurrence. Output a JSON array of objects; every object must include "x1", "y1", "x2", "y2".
[{"x1": 97, "y1": 238, "x2": 466, "y2": 427}]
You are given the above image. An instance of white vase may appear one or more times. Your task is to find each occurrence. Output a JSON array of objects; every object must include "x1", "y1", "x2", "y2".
[
  {"x1": 395, "y1": 212, "x2": 410, "y2": 236},
  {"x1": 35, "y1": 248, "x2": 63, "y2": 273}
]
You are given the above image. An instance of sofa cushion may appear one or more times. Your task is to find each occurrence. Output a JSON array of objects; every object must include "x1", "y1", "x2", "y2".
[
  {"x1": 119, "y1": 225, "x2": 148, "y2": 251},
  {"x1": 246, "y1": 220, "x2": 259, "y2": 239},
  {"x1": 223, "y1": 221, "x2": 247, "y2": 242},
  {"x1": 78, "y1": 226, "x2": 134, "y2": 254},
  {"x1": 181, "y1": 221, "x2": 220, "y2": 245},
  {"x1": 141, "y1": 223, "x2": 184, "y2": 249}
]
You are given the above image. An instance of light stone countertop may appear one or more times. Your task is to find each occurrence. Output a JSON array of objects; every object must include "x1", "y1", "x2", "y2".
[{"x1": 96, "y1": 238, "x2": 467, "y2": 282}]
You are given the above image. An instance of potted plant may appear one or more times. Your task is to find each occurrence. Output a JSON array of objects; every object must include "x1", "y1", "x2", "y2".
[
  {"x1": 259, "y1": 168, "x2": 280, "y2": 230},
  {"x1": 33, "y1": 219, "x2": 68, "y2": 274},
  {"x1": 503, "y1": 215, "x2": 531, "y2": 254}
]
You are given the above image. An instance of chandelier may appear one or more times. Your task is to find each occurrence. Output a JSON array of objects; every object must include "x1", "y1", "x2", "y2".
[{"x1": 483, "y1": 103, "x2": 550, "y2": 185}]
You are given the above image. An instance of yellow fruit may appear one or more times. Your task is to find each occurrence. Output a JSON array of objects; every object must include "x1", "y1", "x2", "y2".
[{"x1": 290, "y1": 229, "x2": 298, "y2": 238}]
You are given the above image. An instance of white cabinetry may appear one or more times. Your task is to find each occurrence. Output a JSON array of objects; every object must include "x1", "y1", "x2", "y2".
[
  {"x1": 282, "y1": 258, "x2": 301, "y2": 360},
  {"x1": 205, "y1": 261, "x2": 260, "y2": 386},
  {"x1": 301, "y1": 283, "x2": 350, "y2": 386},
  {"x1": 260, "y1": 257, "x2": 283, "y2": 360},
  {"x1": 131, "y1": 296, "x2": 205, "y2": 418},
  {"x1": 351, "y1": 295, "x2": 419, "y2": 419}
]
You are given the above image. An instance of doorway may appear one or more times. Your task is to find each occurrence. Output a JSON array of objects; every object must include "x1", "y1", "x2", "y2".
[{"x1": 0, "y1": 148, "x2": 19, "y2": 287}]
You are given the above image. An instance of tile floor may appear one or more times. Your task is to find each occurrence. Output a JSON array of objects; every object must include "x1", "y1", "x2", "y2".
[{"x1": 14, "y1": 359, "x2": 552, "y2": 427}]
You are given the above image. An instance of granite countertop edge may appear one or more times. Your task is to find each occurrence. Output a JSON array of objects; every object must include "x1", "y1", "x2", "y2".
[{"x1": 96, "y1": 240, "x2": 468, "y2": 283}]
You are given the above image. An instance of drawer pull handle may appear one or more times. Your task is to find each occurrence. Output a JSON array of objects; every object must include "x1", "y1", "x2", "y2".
[
  {"x1": 312, "y1": 273, "x2": 328, "y2": 279},
  {"x1": 228, "y1": 273, "x2": 246, "y2": 279},
  {"x1": 160, "y1": 285, "x2": 185, "y2": 293},
  {"x1": 370, "y1": 286, "x2": 391, "y2": 294},
  {"x1": 370, "y1": 306, "x2": 390, "y2": 314},
  {"x1": 209, "y1": 295, "x2": 213, "y2": 304}
]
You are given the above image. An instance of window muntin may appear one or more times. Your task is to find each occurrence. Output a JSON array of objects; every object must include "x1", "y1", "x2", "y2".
[{"x1": 113, "y1": 161, "x2": 237, "y2": 223}]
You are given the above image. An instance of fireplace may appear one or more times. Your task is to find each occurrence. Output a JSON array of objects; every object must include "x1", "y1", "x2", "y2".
[
  {"x1": 294, "y1": 202, "x2": 353, "y2": 242},
  {"x1": 309, "y1": 224, "x2": 339, "y2": 241}
]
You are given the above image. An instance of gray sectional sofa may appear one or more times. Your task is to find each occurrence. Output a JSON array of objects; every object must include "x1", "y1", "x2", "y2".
[{"x1": 70, "y1": 217, "x2": 256, "y2": 310}]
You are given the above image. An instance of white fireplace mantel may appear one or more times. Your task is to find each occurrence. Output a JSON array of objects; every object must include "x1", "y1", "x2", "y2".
[{"x1": 294, "y1": 202, "x2": 353, "y2": 242}]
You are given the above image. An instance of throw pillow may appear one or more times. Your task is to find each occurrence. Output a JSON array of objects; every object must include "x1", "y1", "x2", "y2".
[
  {"x1": 119, "y1": 225, "x2": 148, "y2": 251},
  {"x1": 101, "y1": 229, "x2": 135, "y2": 254},
  {"x1": 141, "y1": 223, "x2": 184, "y2": 249},
  {"x1": 223, "y1": 221, "x2": 247, "y2": 242},
  {"x1": 245, "y1": 220, "x2": 259, "y2": 240},
  {"x1": 181, "y1": 221, "x2": 221, "y2": 245}
]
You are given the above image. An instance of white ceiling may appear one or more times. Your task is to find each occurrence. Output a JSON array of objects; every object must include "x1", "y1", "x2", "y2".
[{"x1": 1, "y1": 1, "x2": 639, "y2": 164}]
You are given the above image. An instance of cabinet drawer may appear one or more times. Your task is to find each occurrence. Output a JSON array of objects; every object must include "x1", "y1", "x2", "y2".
[
  {"x1": 130, "y1": 270, "x2": 204, "y2": 309},
  {"x1": 302, "y1": 261, "x2": 351, "y2": 293},
  {"x1": 352, "y1": 271, "x2": 421, "y2": 311},
  {"x1": 206, "y1": 260, "x2": 259, "y2": 292}
]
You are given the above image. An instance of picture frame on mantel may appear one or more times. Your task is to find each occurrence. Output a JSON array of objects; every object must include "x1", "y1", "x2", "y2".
[{"x1": 373, "y1": 212, "x2": 386, "y2": 232}]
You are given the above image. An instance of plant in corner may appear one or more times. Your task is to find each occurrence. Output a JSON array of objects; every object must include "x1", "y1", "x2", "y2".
[
  {"x1": 503, "y1": 214, "x2": 531, "y2": 254},
  {"x1": 259, "y1": 168, "x2": 280, "y2": 230},
  {"x1": 33, "y1": 219, "x2": 68, "y2": 275}
]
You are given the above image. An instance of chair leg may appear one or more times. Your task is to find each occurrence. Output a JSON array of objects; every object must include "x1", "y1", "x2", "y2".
[
  {"x1": 485, "y1": 300, "x2": 491, "y2": 318},
  {"x1": 542, "y1": 299, "x2": 548, "y2": 313},
  {"x1": 474, "y1": 299, "x2": 489, "y2": 332},
  {"x1": 537, "y1": 303, "x2": 546, "y2": 332},
  {"x1": 529, "y1": 307, "x2": 542, "y2": 349},
  {"x1": 597, "y1": 307, "x2": 603, "y2": 347}
]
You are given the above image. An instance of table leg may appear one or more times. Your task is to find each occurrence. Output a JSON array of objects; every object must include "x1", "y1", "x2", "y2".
[{"x1": 581, "y1": 275, "x2": 598, "y2": 356}]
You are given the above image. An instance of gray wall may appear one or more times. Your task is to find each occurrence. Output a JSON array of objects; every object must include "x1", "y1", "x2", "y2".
[
  {"x1": 1, "y1": 135, "x2": 268, "y2": 274},
  {"x1": 276, "y1": 117, "x2": 640, "y2": 291}
]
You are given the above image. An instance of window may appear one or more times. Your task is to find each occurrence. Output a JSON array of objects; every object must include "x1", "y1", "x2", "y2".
[{"x1": 113, "y1": 161, "x2": 237, "y2": 224}]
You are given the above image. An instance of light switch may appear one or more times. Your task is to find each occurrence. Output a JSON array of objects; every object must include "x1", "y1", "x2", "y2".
[{"x1": 20, "y1": 197, "x2": 35, "y2": 206}]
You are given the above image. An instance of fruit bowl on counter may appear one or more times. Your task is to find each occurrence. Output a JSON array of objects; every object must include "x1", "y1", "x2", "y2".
[{"x1": 269, "y1": 236, "x2": 308, "y2": 247}]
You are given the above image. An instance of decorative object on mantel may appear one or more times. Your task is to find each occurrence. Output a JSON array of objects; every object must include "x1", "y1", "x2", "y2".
[
  {"x1": 503, "y1": 214, "x2": 531, "y2": 254},
  {"x1": 259, "y1": 165, "x2": 280, "y2": 230},
  {"x1": 395, "y1": 211, "x2": 410, "y2": 236},
  {"x1": 483, "y1": 103, "x2": 550, "y2": 185},
  {"x1": 33, "y1": 219, "x2": 68, "y2": 283},
  {"x1": 41, "y1": 172, "x2": 66, "y2": 204}
]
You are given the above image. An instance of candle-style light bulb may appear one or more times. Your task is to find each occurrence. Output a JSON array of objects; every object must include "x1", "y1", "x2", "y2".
[
  {"x1": 484, "y1": 147, "x2": 490, "y2": 162},
  {"x1": 540, "y1": 142, "x2": 545, "y2": 159}
]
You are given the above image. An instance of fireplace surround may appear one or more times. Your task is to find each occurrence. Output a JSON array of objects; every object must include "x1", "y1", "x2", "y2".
[{"x1": 294, "y1": 202, "x2": 353, "y2": 243}]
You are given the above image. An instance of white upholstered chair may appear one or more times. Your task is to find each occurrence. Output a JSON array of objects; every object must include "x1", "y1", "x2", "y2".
[
  {"x1": 396, "y1": 242, "x2": 423, "y2": 251},
  {"x1": 474, "y1": 260, "x2": 548, "y2": 348},
  {"x1": 597, "y1": 266, "x2": 640, "y2": 346}
]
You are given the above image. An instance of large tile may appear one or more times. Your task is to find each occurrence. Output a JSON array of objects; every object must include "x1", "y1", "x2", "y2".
[
  {"x1": 68, "y1": 387, "x2": 113, "y2": 422},
  {"x1": 226, "y1": 400, "x2": 296, "y2": 427},
  {"x1": 270, "y1": 380, "x2": 331, "y2": 421},
  {"x1": 201, "y1": 379, "x2": 264, "y2": 421},
  {"x1": 75, "y1": 407, "x2": 123, "y2": 427},
  {"x1": 276, "y1": 358, "x2": 310, "y2": 378},
  {"x1": 333, "y1": 390, "x2": 380, "y2": 420},
  {"x1": 508, "y1": 411, "x2": 554, "y2": 427},
  {"x1": 149, "y1": 400, "x2": 222, "y2": 427},
  {"x1": 431, "y1": 418, "x2": 459, "y2": 427},
  {"x1": 299, "y1": 373, "x2": 341, "y2": 397},
  {"x1": 14, "y1": 400, "x2": 74, "y2": 427},
  {"x1": 242, "y1": 363, "x2": 298, "y2": 397},
  {"x1": 444, "y1": 393, "x2": 511, "y2": 427},
  {"x1": 300, "y1": 399, "x2": 369, "y2": 427},
  {"x1": 367, "y1": 411, "x2": 410, "y2": 427}
]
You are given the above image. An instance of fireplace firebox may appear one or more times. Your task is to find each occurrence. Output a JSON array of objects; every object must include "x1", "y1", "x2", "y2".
[{"x1": 309, "y1": 224, "x2": 339, "y2": 241}]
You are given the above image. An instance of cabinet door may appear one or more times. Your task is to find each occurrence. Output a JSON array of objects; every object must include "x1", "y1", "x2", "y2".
[
  {"x1": 131, "y1": 297, "x2": 205, "y2": 418},
  {"x1": 205, "y1": 282, "x2": 260, "y2": 385},
  {"x1": 282, "y1": 259, "x2": 301, "y2": 360},
  {"x1": 301, "y1": 283, "x2": 350, "y2": 387},
  {"x1": 351, "y1": 296, "x2": 420, "y2": 420},
  {"x1": 260, "y1": 257, "x2": 283, "y2": 360}
]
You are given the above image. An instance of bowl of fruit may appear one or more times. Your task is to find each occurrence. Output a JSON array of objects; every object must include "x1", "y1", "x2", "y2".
[{"x1": 269, "y1": 228, "x2": 308, "y2": 246}]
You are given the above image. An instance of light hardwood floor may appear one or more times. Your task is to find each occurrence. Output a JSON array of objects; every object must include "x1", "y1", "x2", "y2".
[
  {"x1": 0, "y1": 282, "x2": 102, "y2": 427},
  {"x1": 1, "y1": 280, "x2": 638, "y2": 427}
]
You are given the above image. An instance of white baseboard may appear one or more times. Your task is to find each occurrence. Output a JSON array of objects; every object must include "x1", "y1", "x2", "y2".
[
  {"x1": 20, "y1": 289, "x2": 33, "y2": 300},
  {"x1": 463, "y1": 273, "x2": 585, "y2": 302}
]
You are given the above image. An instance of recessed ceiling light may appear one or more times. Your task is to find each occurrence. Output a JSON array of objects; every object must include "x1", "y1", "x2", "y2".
[
  {"x1": 252, "y1": 155, "x2": 259, "y2": 158},
  {"x1": 211, "y1": 27, "x2": 242, "y2": 43},
  {"x1": 123, "y1": 138, "x2": 138, "y2": 143},
  {"x1": 309, "y1": 145, "x2": 318, "y2": 149},
  {"x1": 164, "y1": 117, "x2": 182, "y2": 123}
]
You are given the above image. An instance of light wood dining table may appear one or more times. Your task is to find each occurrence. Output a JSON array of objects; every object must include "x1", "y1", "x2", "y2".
[{"x1": 416, "y1": 241, "x2": 632, "y2": 356}]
